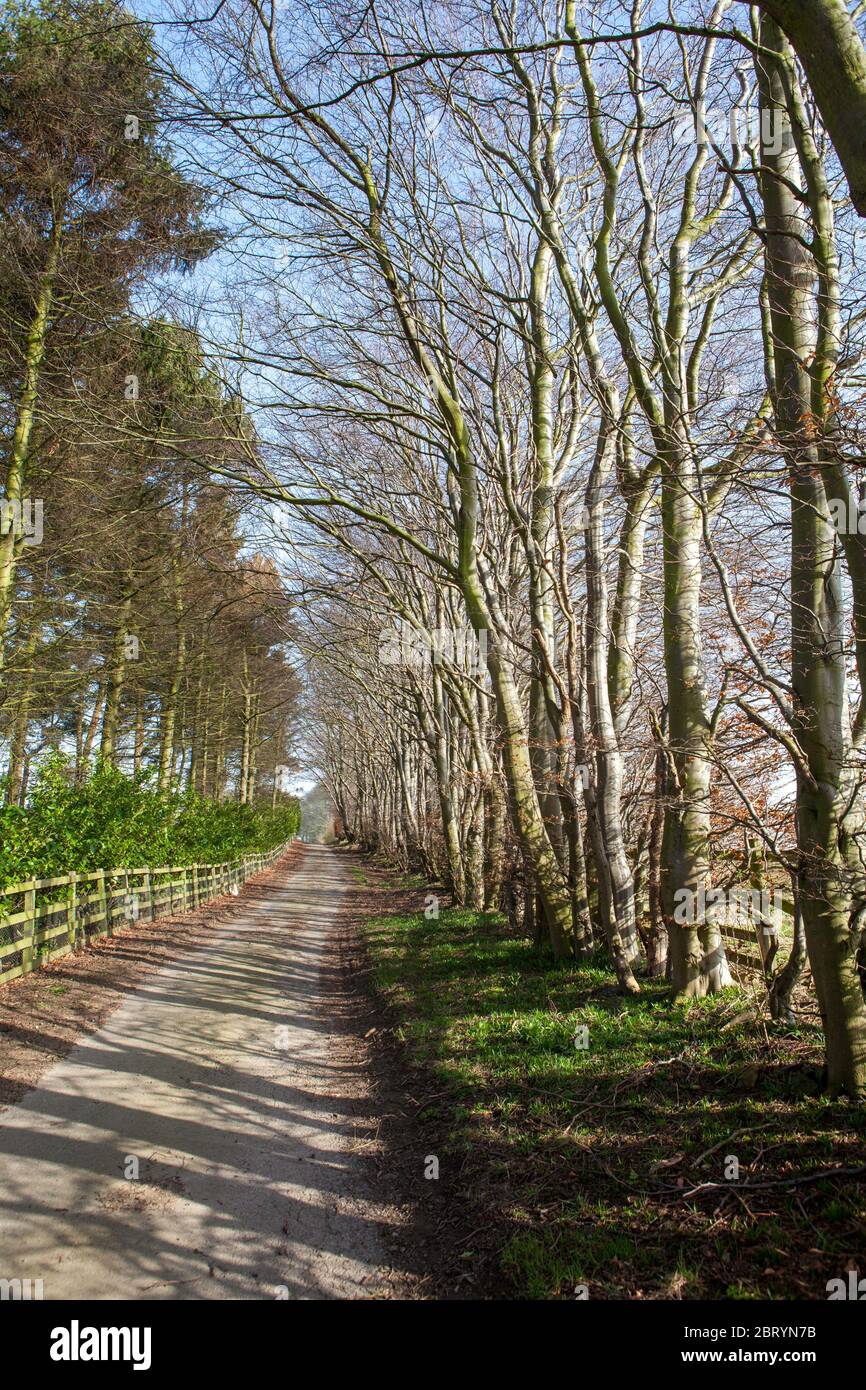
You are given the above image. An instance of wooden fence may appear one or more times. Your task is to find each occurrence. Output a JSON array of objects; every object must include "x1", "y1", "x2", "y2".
[
  {"x1": 719, "y1": 895, "x2": 795, "y2": 981},
  {"x1": 0, "y1": 842, "x2": 292, "y2": 987}
]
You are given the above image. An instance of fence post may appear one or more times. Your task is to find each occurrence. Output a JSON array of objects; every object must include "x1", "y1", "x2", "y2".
[
  {"x1": 758, "y1": 922, "x2": 780, "y2": 977},
  {"x1": 21, "y1": 881, "x2": 36, "y2": 975},
  {"x1": 68, "y1": 871, "x2": 78, "y2": 951},
  {"x1": 98, "y1": 870, "x2": 109, "y2": 937},
  {"x1": 0, "y1": 847, "x2": 298, "y2": 987}
]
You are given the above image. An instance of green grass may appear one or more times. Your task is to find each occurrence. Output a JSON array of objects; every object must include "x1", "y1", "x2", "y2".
[{"x1": 363, "y1": 900, "x2": 866, "y2": 1300}]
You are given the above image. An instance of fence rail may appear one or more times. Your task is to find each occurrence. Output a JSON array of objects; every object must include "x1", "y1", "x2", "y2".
[
  {"x1": 0, "y1": 841, "x2": 292, "y2": 987},
  {"x1": 719, "y1": 896, "x2": 795, "y2": 981}
]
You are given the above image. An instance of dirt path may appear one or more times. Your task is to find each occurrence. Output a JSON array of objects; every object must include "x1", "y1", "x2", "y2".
[{"x1": 0, "y1": 845, "x2": 391, "y2": 1300}]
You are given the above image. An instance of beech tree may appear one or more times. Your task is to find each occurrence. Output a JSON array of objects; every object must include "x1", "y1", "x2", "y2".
[{"x1": 2, "y1": 0, "x2": 856, "y2": 1093}]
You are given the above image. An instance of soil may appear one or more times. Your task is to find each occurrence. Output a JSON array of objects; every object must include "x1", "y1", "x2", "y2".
[
  {"x1": 0, "y1": 845, "x2": 304, "y2": 1111},
  {"x1": 0, "y1": 838, "x2": 482, "y2": 1299},
  {"x1": 335, "y1": 848, "x2": 491, "y2": 1298}
]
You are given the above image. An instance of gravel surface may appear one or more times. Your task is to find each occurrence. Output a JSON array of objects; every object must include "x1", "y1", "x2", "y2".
[{"x1": 0, "y1": 844, "x2": 396, "y2": 1300}]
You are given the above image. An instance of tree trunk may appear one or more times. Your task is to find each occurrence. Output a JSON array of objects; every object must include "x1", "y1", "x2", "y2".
[
  {"x1": 645, "y1": 710, "x2": 670, "y2": 977},
  {"x1": 158, "y1": 579, "x2": 185, "y2": 792},
  {"x1": 584, "y1": 429, "x2": 642, "y2": 985},
  {"x1": 756, "y1": 0, "x2": 866, "y2": 217},
  {"x1": 100, "y1": 593, "x2": 133, "y2": 763},
  {"x1": 132, "y1": 697, "x2": 144, "y2": 778},
  {"x1": 0, "y1": 214, "x2": 62, "y2": 677},
  {"x1": 81, "y1": 677, "x2": 106, "y2": 781},
  {"x1": 426, "y1": 670, "x2": 466, "y2": 902},
  {"x1": 6, "y1": 618, "x2": 36, "y2": 804},
  {"x1": 758, "y1": 16, "x2": 866, "y2": 1095}
]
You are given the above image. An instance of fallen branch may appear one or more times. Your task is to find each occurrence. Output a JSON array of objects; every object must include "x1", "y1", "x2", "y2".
[{"x1": 671, "y1": 1163, "x2": 866, "y2": 1199}]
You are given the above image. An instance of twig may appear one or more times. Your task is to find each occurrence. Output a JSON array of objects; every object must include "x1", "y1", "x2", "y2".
[
  {"x1": 673, "y1": 1163, "x2": 866, "y2": 1199},
  {"x1": 691, "y1": 1122, "x2": 772, "y2": 1168}
]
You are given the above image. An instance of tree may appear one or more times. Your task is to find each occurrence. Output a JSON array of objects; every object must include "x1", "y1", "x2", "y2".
[
  {"x1": 753, "y1": 0, "x2": 866, "y2": 218},
  {"x1": 0, "y1": 0, "x2": 214, "y2": 677}
]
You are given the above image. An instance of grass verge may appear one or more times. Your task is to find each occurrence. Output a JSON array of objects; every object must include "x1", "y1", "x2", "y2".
[{"x1": 362, "y1": 888, "x2": 866, "y2": 1300}]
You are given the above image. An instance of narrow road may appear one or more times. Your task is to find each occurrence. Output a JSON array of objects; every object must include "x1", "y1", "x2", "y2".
[{"x1": 0, "y1": 845, "x2": 388, "y2": 1299}]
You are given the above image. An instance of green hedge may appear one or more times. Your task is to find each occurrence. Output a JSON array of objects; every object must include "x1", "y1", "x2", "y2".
[{"x1": 0, "y1": 754, "x2": 300, "y2": 889}]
